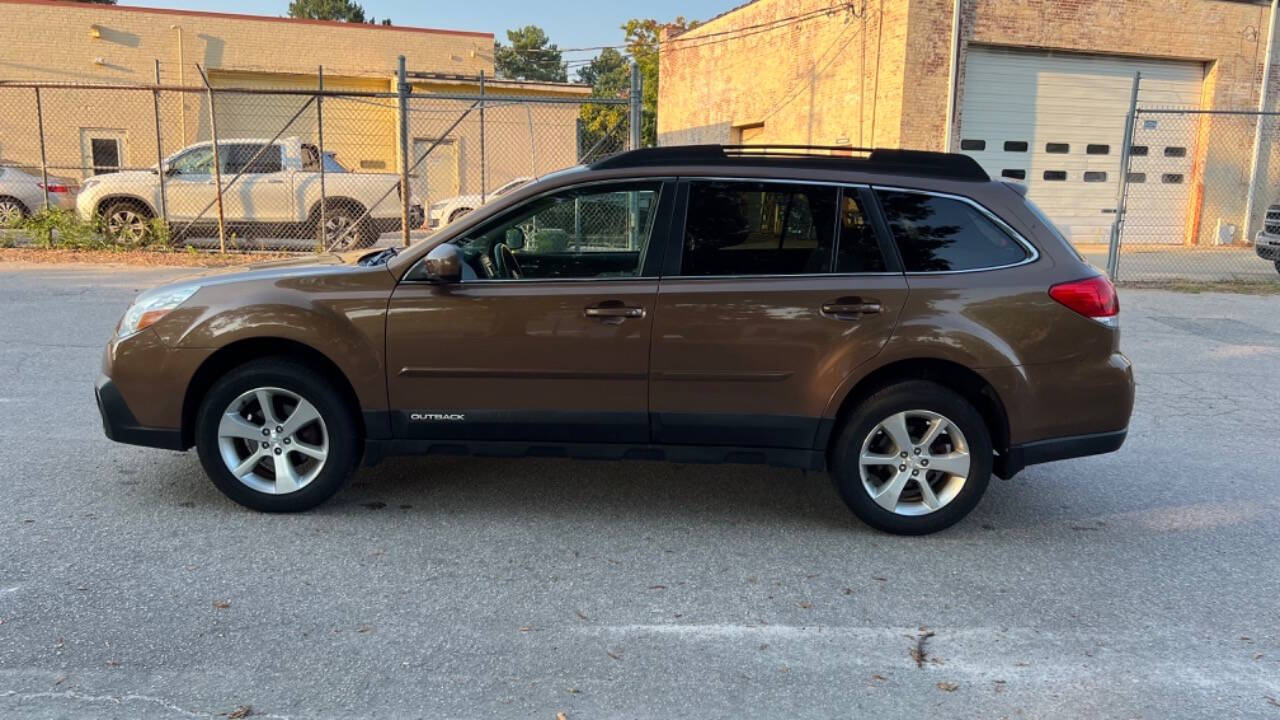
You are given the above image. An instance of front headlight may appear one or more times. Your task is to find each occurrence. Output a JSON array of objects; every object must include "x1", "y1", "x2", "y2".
[{"x1": 118, "y1": 285, "x2": 199, "y2": 337}]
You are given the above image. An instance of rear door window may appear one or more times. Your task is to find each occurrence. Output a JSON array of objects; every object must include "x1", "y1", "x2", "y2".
[
  {"x1": 222, "y1": 143, "x2": 282, "y2": 174},
  {"x1": 679, "y1": 180, "x2": 838, "y2": 276},
  {"x1": 875, "y1": 190, "x2": 1030, "y2": 272}
]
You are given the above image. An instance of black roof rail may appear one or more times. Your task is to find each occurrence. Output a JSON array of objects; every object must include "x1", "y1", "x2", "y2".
[{"x1": 589, "y1": 144, "x2": 990, "y2": 181}]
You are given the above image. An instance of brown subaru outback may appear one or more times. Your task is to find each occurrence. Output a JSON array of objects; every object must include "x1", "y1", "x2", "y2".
[{"x1": 96, "y1": 145, "x2": 1133, "y2": 534}]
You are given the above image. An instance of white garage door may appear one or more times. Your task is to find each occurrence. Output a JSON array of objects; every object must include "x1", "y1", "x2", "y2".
[{"x1": 958, "y1": 47, "x2": 1204, "y2": 244}]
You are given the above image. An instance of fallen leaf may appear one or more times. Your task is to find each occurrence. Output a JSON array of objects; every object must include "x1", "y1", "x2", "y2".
[
  {"x1": 574, "y1": 610, "x2": 589, "y2": 621},
  {"x1": 357, "y1": 625, "x2": 374, "y2": 634},
  {"x1": 519, "y1": 626, "x2": 533, "y2": 633},
  {"x1": 648, "y1": 585, "x2": 666, "y2": 591},
  {"x1": 606, "y1": 650, "x2": 622, "y2": 661},
  {"x1": 937, "y1": 682, "x2": 959, "y2": 692},
  {"x1": 105, "y1": 660, "x2": 120, "y2": 669},
  {"x1": 873, "y1": 576, "x2": 886, "y2": 582},
  {"x1": 1254, "y1": 653, "x2": 1264, "y2": 661},
  {"x1": 53, "y1": 674, "x2": 66, "y2": 686},
  {"x1": 225, "y1": 706, "x2": 254, "y2": 719},
  {"x1": 213, "y1": 600, "x2": 231, "y2": 610},
  {"x1": 1266, "y1": 696, "x2": 1280, "y2": 708},
  {"x1": 842, "y1": 588, "x2": 855, "y2": 595},
  {"x1": 871, "y1": 674, "x2": 886, "y2": 683},
  {"x1": 567, "y1": 688, "x2": 581, "y2": 694}
]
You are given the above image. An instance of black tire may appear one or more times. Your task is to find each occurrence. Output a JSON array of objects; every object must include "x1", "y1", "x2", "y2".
[
  {"x1": 829, "y1": 380, "x2": 992, "y2": 535},
  {"x1": 1274, "y1": 259, "x2": 1280, "y2": 275},
  {"x1": 195, "y1": 358, "x2": 360, "y2": 512},
  {"x1": 0, "y1": 196, "x2": 28, "y2": 227},
  {"x1": 101, "y1": 199, "x2": 153, "y2": 243},
  {"x1": 317, "y1": 203, "x2": 376, "y2": 250}
]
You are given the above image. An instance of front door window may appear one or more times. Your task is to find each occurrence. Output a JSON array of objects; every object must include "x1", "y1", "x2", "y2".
[{"x1": 454, "y1": 182, "x2": 663, "y2": 280}]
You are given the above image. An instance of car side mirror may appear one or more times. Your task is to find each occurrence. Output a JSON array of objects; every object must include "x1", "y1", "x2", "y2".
[
  {"x1": 422, "y1": 243, "x2": 462, "y2": 283},
  {"x1": 504, "y1": 227, "x2": 526, "y2": 250},
  {"x1": 164, "y1": 165, "x2": 180, "y2": 176}
]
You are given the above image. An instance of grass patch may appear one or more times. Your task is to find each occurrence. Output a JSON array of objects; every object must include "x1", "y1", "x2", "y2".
[{"x1": 1119, "y1": 279, "x2": 1280, "y2": 295}]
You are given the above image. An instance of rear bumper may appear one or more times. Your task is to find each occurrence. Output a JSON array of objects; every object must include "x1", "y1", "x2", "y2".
[
  {"x1": 995, "y1": 428, "x2": 1127, "y2": 479},
  {"x1": 96, "y1": 375, "x2": 185, "y2": 451}
]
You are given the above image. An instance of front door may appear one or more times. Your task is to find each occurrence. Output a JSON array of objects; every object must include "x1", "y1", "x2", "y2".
[
  {"x1": 164, "y1": 144, "x2": 218, "y2": 223},
  {"x1": 386, "y1": 179, "x2": 673, "y2": 444},
  {"x1": 649, "y1": 179, "x2": 908, "y2": 449}
]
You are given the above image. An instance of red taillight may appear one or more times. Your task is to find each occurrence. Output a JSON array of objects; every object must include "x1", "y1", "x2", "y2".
[
  {"x1": 1049, "y1": 274, "x2": 1119, "y2": 323},
  {"x1": 38, "y1": 183, "x2": 73, "y2": 193}
]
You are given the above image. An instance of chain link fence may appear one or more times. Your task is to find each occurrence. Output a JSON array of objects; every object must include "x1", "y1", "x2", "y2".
[
  {"x1": 0, "y1": 62, "x2": 636, "y2": 253},
  {"x1": 1111, "y1": 107, "x2": 1280, "y2": 284}
]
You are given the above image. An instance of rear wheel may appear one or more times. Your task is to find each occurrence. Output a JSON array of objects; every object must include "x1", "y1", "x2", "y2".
[
  {"x1": 0, "y1": 196, "x2": 27, "y2": 227},
  {"x1": 318, "y1": 203, "x2": 376, "y2": 251},
  {"x1": 830, "y1": 381, "x2": 992, "y2": 535},
  {"x1": 195, "y1": 358, "x2": 360, "y2": 512},
  {"x1": 102, "y1": 200, "x2": 152, "y2": 243}
]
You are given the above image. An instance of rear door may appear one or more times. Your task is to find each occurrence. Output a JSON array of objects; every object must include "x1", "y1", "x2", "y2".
[
  {"x1": 221, "y1": 143, "x2": 292, "y2": 222},
  {"x1": 648, "y1": 179, "x2": 908, "y2": 448}
]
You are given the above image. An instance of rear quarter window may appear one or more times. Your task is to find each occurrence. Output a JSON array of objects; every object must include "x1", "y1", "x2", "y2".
[{"x1": 876, "y1": 190, "x2": 1030, "y2": 272}]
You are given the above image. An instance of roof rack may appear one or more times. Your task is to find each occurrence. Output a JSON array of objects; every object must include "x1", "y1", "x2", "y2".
[{"x1": 589, "y1": 144, "x2": 990, "y2": 181}]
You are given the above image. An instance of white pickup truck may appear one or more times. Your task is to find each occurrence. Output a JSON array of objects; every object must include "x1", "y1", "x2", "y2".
[{"x1": 76, "y1": 137, "x2": 423, "y2": 249}]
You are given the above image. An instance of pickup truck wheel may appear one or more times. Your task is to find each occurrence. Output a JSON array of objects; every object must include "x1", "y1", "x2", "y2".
[
  {"x1": 319, "y1": 205, "x2": 375, "y2": 251},
  {"x1": 829, "y1": 380, "x2": 992, "y2": 535},
  {"x1": 102, "y1": 200, "x2": 152, "y2": 244}
]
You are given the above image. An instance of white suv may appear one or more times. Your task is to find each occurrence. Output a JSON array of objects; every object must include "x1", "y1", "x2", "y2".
[{"x1": 77, "y1": 137, "x2": 423, "y2": 249}]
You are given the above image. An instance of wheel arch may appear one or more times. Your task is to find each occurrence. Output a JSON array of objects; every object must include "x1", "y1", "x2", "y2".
[
  {"x1": 307, "y1": 195, "x2": 368, "y2": 222},
  {"x1": 181, "y1": 337, "x2": 365, "y2": 449},
  {"x1": 822, "y1": 357, "x2": 1011, "y2": 465},
  {"x1": 95, "y1": 194, "x2": 156, "y2": 218}
]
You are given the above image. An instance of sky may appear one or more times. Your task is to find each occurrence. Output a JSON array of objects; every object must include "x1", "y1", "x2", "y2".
[{"x1": 122, "y1": 0, "x2": 735, "y2": 64}]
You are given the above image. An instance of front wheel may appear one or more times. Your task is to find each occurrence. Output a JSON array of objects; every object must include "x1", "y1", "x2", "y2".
[
  {"x1": 1274, "y1": 259, "x2": 1280, "y2": 275},
  {"x1": 195, "y1": 358, "x2": 360, "y2": 512},
  {"x1": 830, "y1": 380, "x2": 992, "y2": 535}
]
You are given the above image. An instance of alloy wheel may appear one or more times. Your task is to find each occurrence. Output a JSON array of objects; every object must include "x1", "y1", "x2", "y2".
[
  {"x1": 324, "y1": 214, "x2": 358, "y2": 250},
  {"x1": 216, "y1": 386, "x2": 329, "y2": 495},
  {"x1": 858, "y1": 409, "x2": 971, "y2": 516},
  {"x1": 107, "y1": 208, "x2": 148, "y2": 242},
  {"x1": 0, "y1": 199, "x2": 23, "y2": 227}
]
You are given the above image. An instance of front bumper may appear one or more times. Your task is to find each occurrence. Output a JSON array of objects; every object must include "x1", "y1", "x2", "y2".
[
  {"x1": 1256, "y1": 231, "x2": 1280, "y2": 261},
  {"x1": 96, "y1": 374, "x2": 185, "y2": 450}
]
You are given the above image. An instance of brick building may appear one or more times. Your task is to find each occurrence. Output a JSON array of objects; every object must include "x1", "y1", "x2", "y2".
[
  {"x1": 0, "y1": 0, "x2": 590, "y2": 210},
  {"x1": 659, "y1": 0, "x2": 1280, "y2": 246}
]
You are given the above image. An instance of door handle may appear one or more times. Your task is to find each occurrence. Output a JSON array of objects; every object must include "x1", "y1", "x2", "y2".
[
  {"x1": 264, "y1": 179, "x2": 285, "y2": 184},
  {"x1": 821, "y1": 299, "x2": 882, "y2": 320},
  {"x1": 584, "y1": 306, "x2": 645, "y2": 319}
]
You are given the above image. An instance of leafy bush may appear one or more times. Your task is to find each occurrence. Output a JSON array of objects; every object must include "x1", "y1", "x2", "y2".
[{"x1": 17, "y1": 209, "x2": 107, "y2": 250}]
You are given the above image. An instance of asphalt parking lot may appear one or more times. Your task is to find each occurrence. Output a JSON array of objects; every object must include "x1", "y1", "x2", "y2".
[{"x1": 1, "y1": 263, "x2": 1278, "y2": 719}]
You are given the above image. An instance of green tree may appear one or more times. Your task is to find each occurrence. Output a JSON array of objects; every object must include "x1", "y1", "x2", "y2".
[
  {"x1": 287, "y1": 0, "x2": 366, "y2": 23},
  {"x1": 494, "y1": 26, "x2": 567, "y2": 83},
  {"x1": 623, "y1": 17, "x2": 698, "y2": 147},
  {"x1": 577, "y1": 48, "x2": 631, "y2": 159}
]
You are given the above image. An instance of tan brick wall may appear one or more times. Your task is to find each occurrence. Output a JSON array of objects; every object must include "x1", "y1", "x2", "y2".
[{"x1": 657, "y1": 0, "x2": 914, "y2": 149}]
